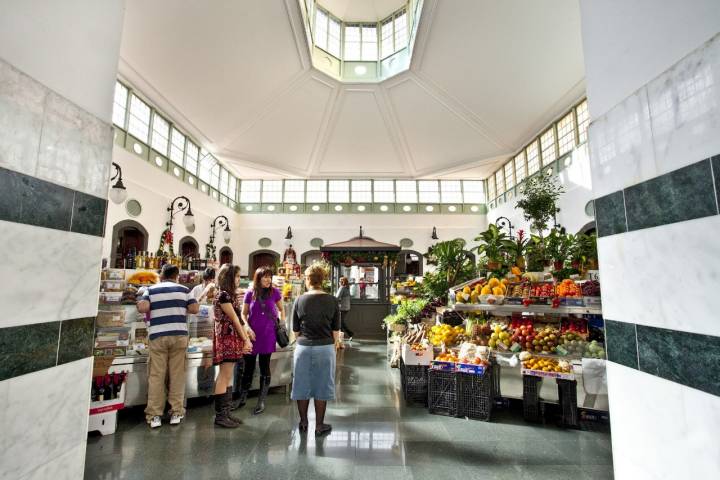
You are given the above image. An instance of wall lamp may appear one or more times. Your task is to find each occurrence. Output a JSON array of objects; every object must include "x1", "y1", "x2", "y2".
[
  {"x1": 211, "y1": 215, "x2": 231, "y2": 245},
  {"x1": 166, "y1": 196, "x2": 195, "y2": 231},
  {"x1": 431, "y1": 227, "x2": 439, "y2": 240},
  {"x1": 109, "y1": 162, "x2": 127, "y2": 204}
]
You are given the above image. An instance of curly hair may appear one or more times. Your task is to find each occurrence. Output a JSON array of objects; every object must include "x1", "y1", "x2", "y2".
[{"x1": 304, "y1": 264, "x2": 326, "y2": 288}]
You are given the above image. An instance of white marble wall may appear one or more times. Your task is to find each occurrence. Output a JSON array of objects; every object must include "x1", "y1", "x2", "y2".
[
  {"x1": 0, "y1": 58, "x2": 114, "y2": 198},
  {"x1": 0, "y1": 358, "x2": 93, "y2": 480},
  {"x1": 607, "y1": 362, "x2": 720, "y2": 479}
]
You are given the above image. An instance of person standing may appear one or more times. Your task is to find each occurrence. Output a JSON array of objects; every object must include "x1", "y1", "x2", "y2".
[
  {"x1": 137, "y1": 264, "x2": 199, "y2": 429},
  {"x1": 190, "y1": 267, "x2": 216, "y2": 303},
  {"x1": 335, "y1": 276, "x2": 354, "y2": 342},
  {"x1": 291, "y1": 264, "x2": 341, "y2": 437},
  {"x1": 237, "y1": 267, "x2": 285, "y2": 415},
  {"x1": 212, "y1": 264, "x2": 253, "y2": 428}
]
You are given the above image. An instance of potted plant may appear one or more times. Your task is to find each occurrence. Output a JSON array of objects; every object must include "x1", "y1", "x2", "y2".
[
  {"x1": 515, "y1": 175, "x2": 564, "y2": 235},
  {"x1": 507, "y1": 229, "x2": 530, "y2": 269},
  {"x1": 544, "y1": 228, "x2": 576, "y2": 271},
  {"x1": 574, "y1": 233, "x2": 598, "y2": 271},
  {"x1": 473, "y1": 224, "x2": 512, "y2": 271},
  {"x1": 525, "y1": 234, "x2": 548, "y2": 277},
  {"x1": 421, "y1": 239, "x2": 477, "y2": 303}
]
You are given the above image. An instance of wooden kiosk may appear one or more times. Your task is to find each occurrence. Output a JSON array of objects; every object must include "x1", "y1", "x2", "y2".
[{"x1": 321, "y1": 229, "x2": 400, "y2": 339}]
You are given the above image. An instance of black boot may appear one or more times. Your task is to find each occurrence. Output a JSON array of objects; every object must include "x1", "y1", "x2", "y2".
[
  {"x1": 253, "y1": 376, "x2": 271, "y2": 415},
  {"x1": 214, "y1": 393, "x2": 239, "y2": 428},
  {"x1": 225, "y1": 388, "x2": 243, "y2": 423}
]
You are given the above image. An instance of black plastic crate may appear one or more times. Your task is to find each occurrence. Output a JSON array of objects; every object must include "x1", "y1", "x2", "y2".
[
  {"x1": 557, "y1": 379, "x2": 579, "y2": 428},
  {"x1": 490, "y1": 357, "x2": 502, "y2": 399},
  {"x1": 522, "y1": 375, "x2": 544, "y2": 423},
  {"x1": 428, "y1": 369, "x2": 458, "y2": 416},
  {"x1": 400, "y1": 359, "x2": 429, "y2": 406},
  {"x1": 457, "y1": 368, "x2": 493, "y2": 421}
]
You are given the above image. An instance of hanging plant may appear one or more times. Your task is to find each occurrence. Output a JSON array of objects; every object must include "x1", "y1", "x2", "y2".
[
  {"x1": 515, "y1": 175, "x2": 564, "y2": 235},
  {"x1": 157, "y1": 228, "x2": 174, "y2": 256}
]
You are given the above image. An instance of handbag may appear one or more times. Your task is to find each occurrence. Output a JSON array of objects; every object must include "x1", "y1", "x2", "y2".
[{"x1": 275, "y1": 317, "x2": 290, "y2": 348}]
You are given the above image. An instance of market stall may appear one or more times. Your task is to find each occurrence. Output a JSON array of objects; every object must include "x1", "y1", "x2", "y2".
[
  {"x1": 93, "y1": 268, "x2": 295, "y2": 413},
  {"x1": 321, "y1": 229, "x2": 400, "y2": 339}
]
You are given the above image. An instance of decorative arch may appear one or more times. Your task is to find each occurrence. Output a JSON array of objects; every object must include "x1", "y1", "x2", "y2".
[
  {"x1": 178, "y1": 236, "x2": 199, "y2": 259},
  {"x1": 248, "y1": 249, "x2": 280, "y2": 275},
  {"x1": 396, "y1": 250, "x2": 424, "y2": 276},
  {"x1": 219, "y1": 246, "x2": 234, "y2": 266},
  {"x1": 110, "y1": 220, "x2": 149, "y2": 268},
  {"x1": 300, "y1": 249, "x2": 322, "y2": 267},
  {"x1": 578, "y1": 222, "x2": 597, "y2": 236}
]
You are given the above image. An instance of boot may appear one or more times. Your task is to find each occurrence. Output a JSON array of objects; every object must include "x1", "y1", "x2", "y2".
[
  {"x1": 231, "y1": 385, "x2": 249, "y2": 411},
  {"x1": 225, "y1": 388, "x2": 243, "y2": 423},
  {"x1": 253, "y1": 375, "x2": 271, "y2": 415},
  {"x1": 214, "y1": 393, "x2": 239, "y2": 428}
]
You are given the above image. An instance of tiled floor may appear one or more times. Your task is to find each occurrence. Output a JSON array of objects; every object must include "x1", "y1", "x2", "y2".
[{"x1": 85, "y1": 341, "x2": 614, "y2": 479}]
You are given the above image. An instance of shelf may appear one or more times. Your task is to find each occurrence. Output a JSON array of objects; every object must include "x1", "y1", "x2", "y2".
[{"x1": 453, "y1": 303, "x2": 602, "y2": 315}]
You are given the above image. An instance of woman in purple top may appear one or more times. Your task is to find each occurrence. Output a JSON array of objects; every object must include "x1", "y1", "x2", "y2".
[{"x1": 237, "y1": 266, "x2": 285, "y2": 415}]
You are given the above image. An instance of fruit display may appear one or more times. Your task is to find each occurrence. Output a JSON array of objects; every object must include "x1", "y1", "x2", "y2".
[
  {"x1": 584, "y1": 340, "x2": 606, "y2": 359},
  {"x1": 527, "y1": 326, "x2": 561, "y2": 353},
  {"x1": 556, "y1": 279, "x2": 582, "y2": 297},
  {"x1": 509, "y1": 323, "x2": 535, "y2": 351},
  {"x1": 458, "y1": 342, "x2": 490, "y2": 366},
  {"x1": 434, "y1": 351, "x2": 459, "y2": 363},
  {"x1": 489, "y1": 324, "x2": 511, "y2": 349},
  {"x1": 429, "y1": 324, "x2": 465, "y2": 346},
  {"x1": 508, "y1": 282, "x2": 530, "y2": 298},
  {"x1": 581, "y1": 280, "x2": 601, "y2": 297},
  {"x1": 559, "y1": 331, "x2": 587, "y2": 355},
  {"x1": 530, "y1": 282, "x2": 555, "y2": 298},
  {"x1": 402, "y1": 323, "x2": 428, "y2": 345},
  {"x1": 521, "y1": 355, "x2": 573, "y2": 373}
]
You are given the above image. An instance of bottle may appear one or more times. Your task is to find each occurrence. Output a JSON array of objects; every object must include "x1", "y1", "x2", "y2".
[
  {"x1": 135, "y1": 250, "x2": 142, "y2": 270},
  {"x1": 91, "y1": 379, "x2": 98, "y2": 402},
  {"x1": 96, "y1": 376, "x2": 105, "y2": 402}
]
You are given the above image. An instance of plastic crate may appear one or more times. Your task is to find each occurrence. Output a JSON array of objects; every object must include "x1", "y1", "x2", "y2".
[
  {"x1": 557, "y1": 379, "x2": 579, "y2": 428},
  {"x1": 490, "y1": 357, "x2": 502, "y2": 399},
  {"x1": 522, "y1": 375, "x2": 544, "y2": 423},
  {"x1": 457, "y1": 368, "x2": 493, "y2": 421},
  {"x1": 428, "y1": 369, "x2": 458, "y2": 417},
  {"x1": 400, "y1": 359, "x2": 429, "y2": 406}
]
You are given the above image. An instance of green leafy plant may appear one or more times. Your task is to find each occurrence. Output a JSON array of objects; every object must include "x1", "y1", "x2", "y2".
[
  {"x1": 420, "y1": 239, "x2": 477, "y2": 303},
  {"x1": 544, "y1": 228, "x2": 576, "y2": 268},
  {"x1": 572, "y1": 233, "x2": 598, "y2": 269},
  {"x1": 525, "y1": 234, "x2": 549, "y2": 271},
  {"x1": 515, "y1": 175, "x2": 565, "y2": 234},
  {"x1": 473, "y1": 224, "x2": 513, "y2": 265},
  {"x1": 507, "y1": 228, "x2": 530, "y2": 268}
]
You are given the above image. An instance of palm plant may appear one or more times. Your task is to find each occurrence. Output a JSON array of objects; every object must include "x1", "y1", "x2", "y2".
[{"x1": 473, "y1": 224, "x2": 513, "y2": 270}]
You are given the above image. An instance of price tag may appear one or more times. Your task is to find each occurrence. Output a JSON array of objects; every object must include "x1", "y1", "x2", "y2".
[{"x1": 510, "y1": 342, "x2": 522, "y2": 353}]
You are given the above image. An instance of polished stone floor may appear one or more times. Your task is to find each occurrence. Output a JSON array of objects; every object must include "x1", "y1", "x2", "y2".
[{"x1": 85, "y1": 340, "x2": 614, "y2": 479}]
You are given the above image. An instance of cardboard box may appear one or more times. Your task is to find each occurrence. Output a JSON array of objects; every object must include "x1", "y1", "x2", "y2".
[
  {"x1": 96, "y1": 310, "x2": 126, "y2": 328},
  {"x1": 401, "y1": 344, "x2": 433, "y2": 366}
]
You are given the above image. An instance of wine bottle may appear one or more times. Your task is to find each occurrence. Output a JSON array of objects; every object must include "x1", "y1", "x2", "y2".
[
  {"x1": 97, "y1": 376, "x2": 105, "y2": 402},
  {"x1": 135, "y1": 250, "x2": 142, "y2": 270}
]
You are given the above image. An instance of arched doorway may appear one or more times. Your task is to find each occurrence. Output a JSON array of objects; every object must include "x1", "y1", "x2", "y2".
[
  {"x1": 579, "y1": 222, "x2": 597, "y2": 236},
  {"x1": 110, "y1": 220, "x2": 149, "y2": 268},
  {"x1": 179, "y1": 236, "x2": 199, "y2": 260},
  {"x1": 248, "y1": 249, "x2": 280, "y2": 275},
  {"x1": 219, "y1": 247, "x2": 233, "y2": 266},
  {"x1": 300, "y1": 250, "x2": 322, "y2": 268},
  {"x1": 396, "y1": 250, "x2": 423, "y2": 277}
]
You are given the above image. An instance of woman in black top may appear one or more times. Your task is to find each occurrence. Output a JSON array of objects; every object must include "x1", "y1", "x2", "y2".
[{"x1": 291, "y1": 264, "x2": 341, "y2": 436}]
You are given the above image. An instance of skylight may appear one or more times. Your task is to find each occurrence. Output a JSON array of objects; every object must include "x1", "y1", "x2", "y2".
[{"x1": 300, "y1": 0, "x2": 423, "y2": 83}]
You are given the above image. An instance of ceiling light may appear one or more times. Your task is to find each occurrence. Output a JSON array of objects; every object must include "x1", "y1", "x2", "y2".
[
  {"x1": 133, "y1": 143, "x2": 142, "y2": 154},
  {"x1": 289, "y1": 205, "x2": 298, "y2": 212},
  {"x1": 173, "y1": 167, "x2": 181, "y2": 177},
  {"x1": 425, "y1": 205, "x2": 434, "y2": 212},
  {"x1": 403, "y1": 206, "x2": 411, "y2": 212},
  {"x1": 312, "y1": 205, "x2": 320, "y2": 212},
  {"x1": 380, "y1": 205, "x2": 388, "y2": 212},
  {"x1": 357, "y1": 205, "x2": 366, "y2": 212},
  {"x1": 155, "y1": 157, "x2": 163, "y2": 167},
  {"x1": 448, "y1": 205, "x2": 457, "y2": 212},
  {"x1": 471, "y1": 205, "x2": 479, "y2": 212},
  {"x1": 267, "y1": 205, "x2": 276, "y2": 211},
  {"x1": 245, "y1": 205, "x2": 253, "y2": 212},
  {"x1": 354, "y1": 65, "x2": 367, "y2": 75},
  {"x1": 334, "y1": 205, "x2": 343, "y2": 211},
  {"x1": 189, "y1": 177, "x2": 195, "y2": 185}
]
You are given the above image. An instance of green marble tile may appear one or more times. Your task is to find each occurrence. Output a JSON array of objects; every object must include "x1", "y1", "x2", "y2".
[
  {"x1": 594, "y1": 191, "x2": 626, "y2": 237},
  {"x1": 637, "y1": 325, "x2": 720, "y2": 397},
  {"x1": 712, "y1": 155, "x2": 720, "y2": 205},
  {"x1": 18, "y1": 174, "x2": 74, "y2": 231},
  {"x1": 70, "y1": 191, "x2": 107, "y2": 237},
  {"x1": 57, "y1": 317, "x2": 95, "y2": 365},
  {"x1": 0, "y1": 167, "x2": 23, "y2": 223},
  {"x1": 624, "y1": 159, "x2": 718, "y2": 231},
  {"x1": 604, "y1": 320, "x2": 638, "y2": 370},
  {"x1": 0, "y1": 322, "x2": 59, "y2": 381}
]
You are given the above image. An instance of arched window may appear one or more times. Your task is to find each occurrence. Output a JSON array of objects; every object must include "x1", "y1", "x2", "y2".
[
  {"x1": 248, "y1": 249, "x2": 280, "y2": 275},
  {"x1": 219, "y1": 247, "x2": 234, "y2": 266},
  {"x1": 396, "y1": 250, "x2": 423, "y2": 276},
  {"x1": 301, "y1": 250, "x2": 322, "y2": 267},
  {"x1": 179, "y1": 236, "x2": 199, "y2": 259},
  {"x1": 110, "y1": 220, "x2": 148, "y2": 268}
]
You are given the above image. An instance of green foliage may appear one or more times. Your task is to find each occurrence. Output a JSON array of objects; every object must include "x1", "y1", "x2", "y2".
[
  {"x1": 525, "y1": 234, "x2": 548, "y2": 271},
  {"x1": 515, "y1": 175, "x2": 565, "y2": 234},
  {"x1": 473, "y1": 224, "x2": 514, "y2": 263},
  {"x1": 506, "y1": 228, "x2": 529, "y2": 265},
  {"x1": 574, "y1": 233, "x2": 598, "y2": 263},
  {"x1": 395, "y1": 298, "x2": 428, "y2": 324},
  {"x1": 544, "y1": 228, "x2": 577, "y2": 265},
  {"x1": 420, "y1": 239, "x2": 477, "y2": 303}
]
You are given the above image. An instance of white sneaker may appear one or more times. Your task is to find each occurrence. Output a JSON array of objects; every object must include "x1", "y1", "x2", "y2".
[
  {"x1": 149, "y1": 416, "x2": 162, "y2": 428},
  {"x1": 170, "y1": 414, "x2": 184, "y2": 425}
]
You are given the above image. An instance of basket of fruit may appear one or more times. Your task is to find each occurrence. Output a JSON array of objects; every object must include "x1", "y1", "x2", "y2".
[
  {"x1": 431, "y1": 351, "x2": 459, "y2": 371},
  {"x1": 429, "y1": 324, "x2": 465, "y2": 347},
  {"x1": 580, "y1": 280, "x2": 601, "y2": 305},
  {"x1": 505, "y1": 282, "x2": 530, "y2": 305},
  {"x1": 556, "y1": 279, "x2": 583, "y2": 306},
  {"x1": 557, "y1": 331, "x2": 587, "y2": 357},
  {"x1": 520, "y1": 353, "x2": 575, "y2": 380},
  {"x1": 529, "y1": 282, "x2": 555, "y2": 305}
]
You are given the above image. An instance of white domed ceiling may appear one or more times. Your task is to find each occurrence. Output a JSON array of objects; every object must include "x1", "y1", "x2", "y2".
[{"x1": 118, "y1": 0, "x2": 585, "y2": 180}]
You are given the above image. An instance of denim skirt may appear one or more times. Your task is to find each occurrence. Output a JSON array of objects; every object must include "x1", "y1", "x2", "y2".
[{"x1": 291, "y1": 343, "x2": 336, "y2": 401}]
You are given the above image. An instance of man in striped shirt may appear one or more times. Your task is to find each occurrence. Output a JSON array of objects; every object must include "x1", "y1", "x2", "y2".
[{"x1": 137, "y1": 264, "x2": 199, "y2": 428}]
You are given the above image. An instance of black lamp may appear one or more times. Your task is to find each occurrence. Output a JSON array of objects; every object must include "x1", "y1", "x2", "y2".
[
  {"x1": 210, "y1": 215, "x2": 231, "y2": 245},
  {"x1": 431, "y1": 227, "x2": 439, "y2": 240},
  {"x1": 109, "y1": 162, "x2": 127, "y2": 204},
  {"x1": 166, "y1": 196, "x2": 195, "y2": 231},
  {"x1": 285, "y1": 226, "x2": 293, "y2": 240}
]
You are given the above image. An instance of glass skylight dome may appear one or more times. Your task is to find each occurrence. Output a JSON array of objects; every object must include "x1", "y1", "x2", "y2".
[{"x1": 300, "y1": 0, "x2": 423, "y2": 82}]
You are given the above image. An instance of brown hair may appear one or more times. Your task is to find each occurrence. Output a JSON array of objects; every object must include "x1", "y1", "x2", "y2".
[
  {"x1": 305, "y1": 264, "x2": 325, "y2": 289},
  {"x1": 217, "y1": 264, "x2": 241, "y2": 294},
  {"x1": 252, "y1": 266, "x2": 274, "y2": 299},
  {"x1": 339, "y1": 276, "x2": 349, "y2": 287}
]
